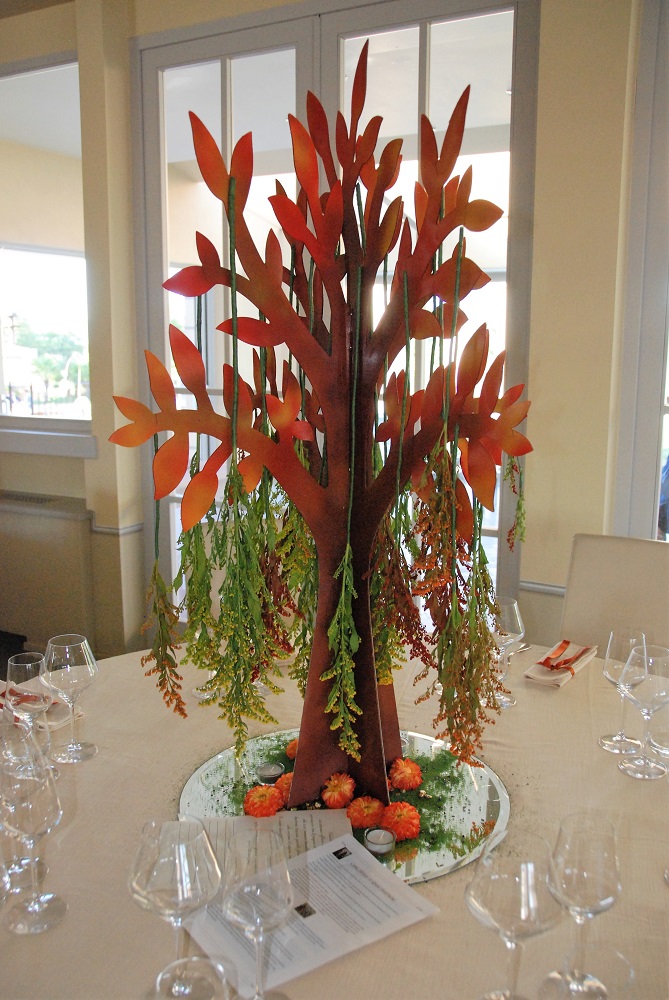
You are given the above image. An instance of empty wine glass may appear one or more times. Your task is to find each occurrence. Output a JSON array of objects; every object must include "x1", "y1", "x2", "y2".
[
  {"x1": 0, "y1": 709, "x2": 50, "y2": 891},
  {"x1": 129, "y1": 816, "x2": 227, "y2": 999},
  {"x1": 598, "y1": 630, "x2": 645, "y2": 754},
  {"x1": 543, "y1": 811, "x2": 622, "y2": 997},
  {"x1": 44, "y1": 634, "x2": 98, "y2": 763},
  {"x1": 465, "y1": 829, "x2": 563, "y2": 1000},
  {"x1": 0, "y1": 730, "x2": 65, "y2": 934},
  {"x1": 492, "y1": 598, "x2": 525, "y2": 708},
  {"x1": 221, "y1": 828, "x2": 294, "y2": 1000},
  {"x1": 618, "y1": 644, "x2": 669, "y2": 779},
  {"x1": 5, "y1": 652, "x2": 52, "y2": 732},
  {"x1": 5, "y1": 652, "x2": 59, "y2": 781}
]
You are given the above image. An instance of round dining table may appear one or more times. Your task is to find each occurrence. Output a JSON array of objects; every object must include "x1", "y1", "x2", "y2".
[{"x1": 1, "y1": 644, "x2": 667, "y2": 1000}]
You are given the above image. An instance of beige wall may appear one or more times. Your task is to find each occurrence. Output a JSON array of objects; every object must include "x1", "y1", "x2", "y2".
[
  {"x1": 519, "y1": 0, "x2": 639, "y2": 640},
  {"x1": 0, "y1": 140, "x2": 84, "y2": 250},
  {"x1": 0, "y1": 0, "x2": 642, "y2": 652}
]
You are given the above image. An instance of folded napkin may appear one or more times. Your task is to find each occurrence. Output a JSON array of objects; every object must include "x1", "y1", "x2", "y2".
[
  {"x1": 0, "y1": 684, "x2": 83, "y2": 731},
  {"x1": 524, "y1": 640, "x2": 597, "y2": 687}
]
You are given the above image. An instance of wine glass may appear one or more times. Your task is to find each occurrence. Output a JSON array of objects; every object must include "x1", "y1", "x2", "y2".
[
  {"x1": 5, "y1": 651, "x2": 59, "y2": 780},
  {"x1": 5, "y1": 652, "x2": 52, "y2": 730},
  {"x1": 465, "y1": 829, "x2": 563, "y2": 1000},
  {"x1": 598, "y1": 629, "x2": 645, "y2": 754},
  {"x1": 492, "y1": 598, "x2": 525, "y2": 709},
  {"x1": 221, "y1": 828, "x2": 294, "y2": 1000},
  {"x1": 543, "y1": 811, "x2": 622, "y2": 996},
  {"x1": 618, "y1": 644, "x2": 669, "y2": 779},
  {"x1": 129, "y1": 816, "x2": 228, "y2": 999},
  {"x1": 0, "y1": 708, "x2": 50, "y2": 891},
  {"x1": 43, "y1": 633, "x2": 98, "y2": 763},
  {"x1": 0, "y1": 729, "x2": 65, "y2": 934}
]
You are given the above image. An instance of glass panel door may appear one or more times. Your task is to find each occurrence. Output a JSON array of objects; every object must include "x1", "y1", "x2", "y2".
[
  {"x1": 160, "y1": 45, "x2": 298, "y2": 582},
  {"x1": 336, "y1": 8, "x2": 514, "y2": 583}
]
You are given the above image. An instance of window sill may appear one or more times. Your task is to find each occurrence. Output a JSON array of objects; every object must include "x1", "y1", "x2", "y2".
[{"x1": 0, "y1": 418, "x2": 97, "y2": 459}]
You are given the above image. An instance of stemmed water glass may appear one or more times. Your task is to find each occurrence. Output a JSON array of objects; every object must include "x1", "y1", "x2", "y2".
[
  {"x1": 598, "y1": 629, "x2": 645, "y2": 754},
  {"x1": 5, "y1": 652, "x2": 52, "y2": 731},
  {"x1": 5, "y1": 651, "x2": 59, "y2": 780},
  {"x1": 492, "y1": 598, "x2": 525, "y2": 709},
  {"x1": 617, "y1": 644, "x2": 669, "y2": 779},
  {"x1": 129, "y1": 816, "x2": 228, "y2": 999},
  {"x1": 221, "y1": 828, "x2": 294, "y2": 1000},
  {"x1": 0, "y1": 727, "x2": 65, "y2": 934},
  {"x1": 543, "y1": 812, "x2": 622, "y2": 997},
  {"x1": 465, "y1": 830, "x2": 563, "y2": 1000},
  {"x1": 43, "y1": 633, "x2": 98, "y2": 763}
]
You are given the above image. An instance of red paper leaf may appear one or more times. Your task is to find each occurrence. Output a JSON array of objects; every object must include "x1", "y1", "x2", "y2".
[
  {"x1": 478, "y1": 351, "x2": 505, "y2": 417},
  {"x1": 335, "y1": 111, "x2": 351, "y2": 168},
  {"x1": 238, "y1": 454, "x2": 264, "y2": 493},
  {"x1": 322, "y1": 182, "x2": 344, "y2": 250},
  {"x1": 289, "y1": 115, "x2": 320, "y2": 218},
  {"x1": 153, "y1": 433, "x2": 189, "y2": 499},
  {"x1": 196, "y1": 231, "x2": 221, "y2": 268},
  {"x1": 464, "y1": 199, "x2": 504, "y2": 232},
  {"x1": 264, "y1": 229, "x2": 284, "y2": 288},
  {"x1": 376, "y1": 196, "x2": 403, "y2": 260},
  {"x1": 181, "y1": 468, "x2": 218, "y2": 532},
  {"x1": 420, "y1": 367, "x2": 446, "y2": 429},
  {"x1": 456, "y1": 166, "x2": 473, "y2": 214},
  {"x1": 438, "y1": 87, "x2": 469, "y2": 182},
  {"x1": 269, "y1": 195, "x2": 318, "y2": 258},
  {"x1": 456, "y1": 323, "x2": 489, "y2": 401},
  {"x1": 460, "y1": 438, "x2": 497, "y2": 510},
  {"x1": 145, "y1": 350, "x2": 176, "y2": 411},
  {"x1": 163, "y1": 266, "x2": 218, "y2": 297},
  {"x1": 410, "y1": 308, "x2": 443, "y2": 342},
  {"x1": 169, "y1": 326, "x2": 209, "y2": 404},
  {"x1": 306, "y1": 90, "x2": 337, "y2": 186},
  {"x1": 350, "y1": 41, "x2": 369, "y2": 135},
  {"x1": 414, "y1": 183, "x2": 428, "y2": 232},
  {"x1": 218, "y1": 317, "x2": 285, "y2": 348},
  {"x1": 229, "y1": 132, "x2": 254, "y2": 212},
  {"x1": 355, "y1": 116, "x2": 382, "y2": 169},
  {"x1": 109, "y1": 396, "x2": 157, "y2": 447},
  {"x1": 189, "y1": 112, "x2": 228, "y2": 203}
]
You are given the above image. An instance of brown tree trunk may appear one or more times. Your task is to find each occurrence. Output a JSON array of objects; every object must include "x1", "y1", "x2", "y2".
[{"x1": 287, "y1": 548, "x2": 401, "y2": 807}]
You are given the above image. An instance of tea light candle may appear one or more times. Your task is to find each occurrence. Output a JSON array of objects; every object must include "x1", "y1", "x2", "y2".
[
  {"x1": 363, "y1": 827, "x2": 396, "y2": 855},
  {"x1": 256, "y1": 762, "x2": 284, "y2": 784}
]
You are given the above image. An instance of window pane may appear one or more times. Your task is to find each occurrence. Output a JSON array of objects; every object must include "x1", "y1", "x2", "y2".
[
  {"x1": 164, "y1": 59, "x2": 223, "y2": 370},
  {"x1": 0, "y1": 63, "x2": 88, "y2": 420},
  {"x1": 658, "y1": 413, "x2": 669, "y2": 540},
  {"x1": 0, "y1": 248, "x2": 88, "y2": 417},
  {"x1": 343, "y1": 13, "x2": 514, "y2": 579}
]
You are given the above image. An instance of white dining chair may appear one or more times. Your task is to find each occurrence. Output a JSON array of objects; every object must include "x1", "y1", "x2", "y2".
[{"x1": 559, "y1": 533, "x2": 669, "y2": 651}]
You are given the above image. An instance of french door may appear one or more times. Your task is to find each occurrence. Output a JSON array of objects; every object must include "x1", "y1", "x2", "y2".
[{"x1": 135, "y1": 0, "x2": 538, "y2": 596}]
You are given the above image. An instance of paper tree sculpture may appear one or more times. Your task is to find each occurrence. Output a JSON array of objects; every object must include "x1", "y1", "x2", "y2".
[{"x1": 111, "y1": 43, "x2": 531, "y2": 807}]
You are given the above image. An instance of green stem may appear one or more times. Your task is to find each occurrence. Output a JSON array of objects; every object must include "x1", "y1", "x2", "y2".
[{"x1": 228, "y1": 176, "x2": 239, "y2": 462}]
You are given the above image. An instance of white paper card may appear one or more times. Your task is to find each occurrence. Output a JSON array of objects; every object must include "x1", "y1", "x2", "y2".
[
  {"x1": 188, "y1": 832, "x2": 438, "y2": 999},
  {"x1": 200, "y1": 810, "x2": 352, "y2": 864}
]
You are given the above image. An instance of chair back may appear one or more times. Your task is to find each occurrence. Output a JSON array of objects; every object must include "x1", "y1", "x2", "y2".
[{"x1": 559, "y1": 533, "x2": 669, "y2": 651}]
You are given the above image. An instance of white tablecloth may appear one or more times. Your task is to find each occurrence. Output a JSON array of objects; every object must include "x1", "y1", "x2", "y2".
[{"x1": 1, "y1": 646, "x2": 667, "y2": 1000}]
